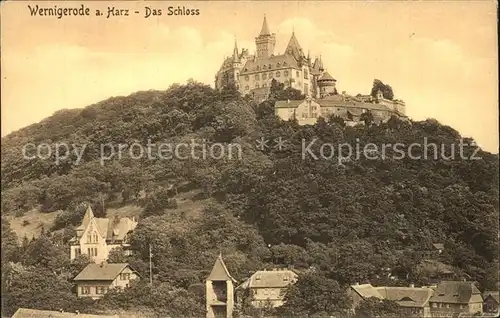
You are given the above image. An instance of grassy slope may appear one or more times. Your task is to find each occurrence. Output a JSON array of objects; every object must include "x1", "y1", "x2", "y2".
[{"x1": 7, "y1": 189, "x2": 211, "y2": 241}]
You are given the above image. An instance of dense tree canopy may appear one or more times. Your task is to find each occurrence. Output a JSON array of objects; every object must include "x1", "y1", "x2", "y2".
[{"x1": 1, "y1": 81, "x2": 498, "y2": 316}]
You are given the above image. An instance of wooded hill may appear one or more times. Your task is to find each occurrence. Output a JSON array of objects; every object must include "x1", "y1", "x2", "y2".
[{"x1": 1, "y1": 81, "x2": 498, "y2": 317}]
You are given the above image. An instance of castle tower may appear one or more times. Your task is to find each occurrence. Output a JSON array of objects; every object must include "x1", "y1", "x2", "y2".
[
  {"x1": 317, "y1": 70, "x2": 337, "y2": 98},
  {"x1": 255, "y1": 15, "x2": 276, "y2": 59},
  {"x1": 206, "y1": 254, "x2": 236, "y2": 318}
]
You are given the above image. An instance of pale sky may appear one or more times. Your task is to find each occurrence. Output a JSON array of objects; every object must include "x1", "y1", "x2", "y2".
[{"x1": 1, "y1": 0, "x2": 498, "y2": 152}]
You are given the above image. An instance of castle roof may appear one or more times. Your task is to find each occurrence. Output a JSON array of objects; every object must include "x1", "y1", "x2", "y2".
[
  {"x1": 240, "y1": 54, "x2": 300, "y2": 74},
  {"x1": 259, "y1": 15, "x2": 271, "y2": 36},
  {"x1": 207, "y1": 254, "x2": 236, "y2": 282},
  {"x1": 318, "y1": 71, "x2": 336, "y2": 82},
  {"x1": 285, "y1": 32, "x2": 306, "y2": 61}
]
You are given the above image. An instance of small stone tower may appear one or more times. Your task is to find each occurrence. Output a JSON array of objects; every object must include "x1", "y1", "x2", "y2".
[
  {"x1": 255, "y1": 15, "x2": 276, "y2": 59},
  {"x1": 206, "y1": 254, "x2": 236, "y2": 318},
  {"x1": 317, "y1": 70, "x2": 337, "y2": 98}
]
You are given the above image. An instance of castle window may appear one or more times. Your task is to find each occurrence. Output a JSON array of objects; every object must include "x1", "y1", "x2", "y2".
[
  {"x1": 312, "y1": 112, "x2": 317, "y2": 118},
  {"x1": 304, "y1": 70, "x2": 309, "y2": 79},
  {"x1": 255, "y1": 83, "x2": 260, "y2": 88},
  {"x1": 255, "y1": 74, "x2": 260, "y2": 80},
  {"x1": 284, "y1": 70, "x2": 289, "y2": 77},
  {"x1": 276, "y1": 71, "x2": 281, "y2": 77},
  {"x1": 75, "y1": 247, "x2": 81, "y2": 255},
  {"x1": 304, "y1": 84, "x2": 309, "y2": 93},
  {"x1": 302, "y1": 113, "x2": 308, "y2": 118},
  {"x1": 296, "y1": 71, "x2": 300, "y2": 77},
  {"x1": 262, "y1": 73, "x2": 267, "y2": 80},
  {"x1": 244, "y1": 75, "x2": 249, "y2": 81},
  {"x1": 93, "y1": 234, "x2": 98, "y2": 243},
  {"x1": 87, "y1": 234, "x2": 92, "y2": 243}
]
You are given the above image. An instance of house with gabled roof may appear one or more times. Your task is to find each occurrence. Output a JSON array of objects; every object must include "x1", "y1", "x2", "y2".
[
  {"x1": 206, "y1": 254, "x2": 237, "y2": 318},
  {"x1": 348, "y1": 283, "x2": 433, "y2": 317},
  {"x1": 73, "y1": 262, "x2": 140, "y2": 299},
  {"x1": 236, "y1": 268, "x2": 298, "y2": 309},
  {"x1": 11, "y1": 308, "x2": 118, "y2": 318},
  {"x1": 69, "y1": 206, "x2": 138, "y2": 263},
  {"x1": 483, "y1": 290, "x2": 499, "y2": 314},
  {"x1": 429, "y1": 281, "x2": 483, "y2": 316}
]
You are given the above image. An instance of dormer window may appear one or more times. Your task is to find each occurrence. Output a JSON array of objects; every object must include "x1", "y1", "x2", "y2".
[
  {"x1": 268, "y1": 64, "x2": 272, "y2": 69},
  {"x1": 277, "y1": 62, "x2": 281, "y2": 67}
]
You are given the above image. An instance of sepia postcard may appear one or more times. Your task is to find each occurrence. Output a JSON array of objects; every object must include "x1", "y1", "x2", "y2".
[{"x1": 1, "y1": 1, "x2": 498, "y2": 317}]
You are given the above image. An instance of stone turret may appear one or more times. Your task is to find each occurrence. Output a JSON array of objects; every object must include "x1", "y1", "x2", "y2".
[{"x1": 317, "y1": 70, "x2": 337, "y2": 98}]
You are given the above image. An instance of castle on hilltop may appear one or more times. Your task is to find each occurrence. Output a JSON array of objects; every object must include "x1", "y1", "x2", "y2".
[{"x1": 215, "y1": 16, "x2": 408, "y2": 125}]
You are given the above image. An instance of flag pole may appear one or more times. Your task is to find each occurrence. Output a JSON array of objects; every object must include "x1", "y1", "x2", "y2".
[{"x1": 149, "y1": 244, "x2": 153, "y2": 286}]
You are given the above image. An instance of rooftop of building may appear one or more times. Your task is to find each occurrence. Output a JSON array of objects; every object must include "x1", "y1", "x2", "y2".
[
  {"x1": 207, "y1": 254, "x2": 237, "y2": 283},
  {"x1": 429, "y1": 281, "x2": 482, "y2": 304},
  {"x1": 73, "y1": 263, "x2": 136, "y2": 282},
  {"x1": 237, "y1": 269, "x2": 298, "y2": 289},
  {"x1": 12, "y1": 308, "x2": 118, "y2": 318},
  {"x1": 351, "y1": 284, "x2": 433, "y2": 308},
  {"x1": 483, "y1": 291, "x2": 500, "y2": 303},
  {"x1": 72, "y1": 206, "x2": 138, "y2": 242}
]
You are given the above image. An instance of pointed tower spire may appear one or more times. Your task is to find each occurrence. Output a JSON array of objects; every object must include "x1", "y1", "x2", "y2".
[
  {"x1": 260, "y1": 15, "x2": 271, "y2": 36},
  {"x1": 207, "y1": 254, "x2": 236, "y2": 282},
  {"x1": 318, "y1": 55, "x2": 324, "y2": 71},
  {"x1": 232, "y1": 38, "x2": 240, "y2": 62},
  {"x1": 81, "y1": 205, "x2": 95, "y2": 230}
]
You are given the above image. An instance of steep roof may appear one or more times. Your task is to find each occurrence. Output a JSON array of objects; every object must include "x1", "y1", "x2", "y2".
[
  {"x1": 74, "y1": 263, "x2": 133, "y2": 281},
  {"x1": 73, "y1": 206, "x2": 137, "y2": 242},
  {"x1": 318, "y1": 71, "x2": 336, "y2": 82},
  {"x1": 285, "y1": 32, "x2": 305, "y2": 61},
  {"x1": 207, "y1": 254, "x2": 236, "y2": 282},
  {"x1": 429, "y1": 281, "x2": 482, "y2": 304},
  {"x1": 12, "y1": 308, "x2": 117, "y2": 318},
  {"x1": 259, "y1": 15, "x2": 270, "y2": 36},
  {"x1": 240, "y1": 54, "x2": 300, "y2": 74},
  {"x1": 483, "y1": 291, "x2": 499, "y2": 303},
  {"x1": 239, "y1": 270, "x2": 298, "y2": 289},
  {"x1": 375, "y1": 287, "x2": 433, "y2": 308},
  {"x1": 76, "y1": 206, "x2": 95, "y2": 230}
]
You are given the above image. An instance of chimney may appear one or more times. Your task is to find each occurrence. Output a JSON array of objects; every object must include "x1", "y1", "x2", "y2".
[{"x1": 410, "y1": 283, "x2": 415, "y2": 288}]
